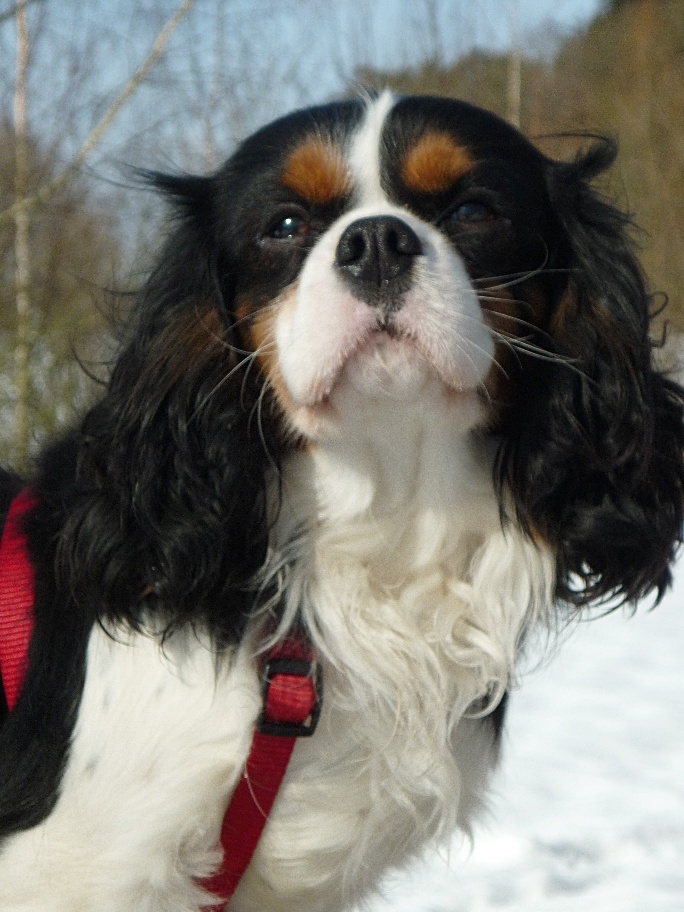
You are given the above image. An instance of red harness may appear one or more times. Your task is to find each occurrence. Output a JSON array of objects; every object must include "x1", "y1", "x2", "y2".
[
  {"x1": 0, "y1": 490, "x2": 321, "y2": 909},
  {"x1": 0, "y1": 489, "x2": 36, "y2": 714}
]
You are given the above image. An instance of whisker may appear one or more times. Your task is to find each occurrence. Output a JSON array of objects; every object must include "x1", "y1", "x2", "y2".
[
  {"x1": 188, "y1": 339, "x2": 276, "y2": 424},
  {"x1": 486, "y1": 328, "x2": 594, "y2": 383},
  {"x1": 477, "y1": 296, "x2": 559, "y2": 351},
  {"x1": 252, "y1": 377, "x2": 280, "y2": 474},
  {"x1": 239, "y1": 343, "x2": 263, "y2": 409},
  {"x1": 483, "y1": 347, "x2": 512, "y2": 382},
  {"x1": 470, "y1": 241, "x2": 577, "y2": 293}
]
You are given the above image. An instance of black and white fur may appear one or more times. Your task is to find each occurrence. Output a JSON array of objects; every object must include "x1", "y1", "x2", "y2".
[{"x1": 0, "y1": 92, "x2": 682, "y2": 911}]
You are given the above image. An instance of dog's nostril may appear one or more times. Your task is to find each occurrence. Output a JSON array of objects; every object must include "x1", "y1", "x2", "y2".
[
  {"x1": 337, "y1": 229, "x2": 367, "y2": 266},
  {"x1": 335, "y1": 216, "x2": 422, "y2": 298},
  {"x1": 384, "y1": 223, "x2": 422, "y2": 259}
]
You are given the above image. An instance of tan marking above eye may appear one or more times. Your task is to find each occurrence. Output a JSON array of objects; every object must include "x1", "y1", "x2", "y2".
[
  {"x1": 402, "y1": 131, "x2": 473, "y2": 194},
  {"x1": 281, "y1": 137, "x2": 351, "y2": 205}
]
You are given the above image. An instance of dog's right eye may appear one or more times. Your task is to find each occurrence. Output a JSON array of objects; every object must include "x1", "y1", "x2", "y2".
[{"x1": 268, "y1": 213, "x2": 310, "y2": 242}]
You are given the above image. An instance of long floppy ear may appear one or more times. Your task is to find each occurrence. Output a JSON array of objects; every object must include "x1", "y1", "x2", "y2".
[
  {"x1": 497, "y1": 139, "x2": 684, "y2": 608},
  {"x1": 57, "y1": 173, "x2": 279, "y2": 642}
]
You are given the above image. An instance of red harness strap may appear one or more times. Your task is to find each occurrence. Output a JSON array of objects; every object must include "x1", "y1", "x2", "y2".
[
  {"x1": 201, "y1": 634, "x2": 321, "y2": 907},
  {"x1": 0, "y1": 489, "x2": 37, "y2": 712},
  {"x1": 0, "y1": 490, "x2": 321, "y2": 909}
]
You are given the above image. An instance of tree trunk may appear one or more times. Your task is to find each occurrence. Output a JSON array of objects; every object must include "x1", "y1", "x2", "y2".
[
  {"x1": 14, "y1": 0, "x2": 31, "y2": 472},
  {"x1": 507, "y1": 0, "x2": 521, "y2": 129}
]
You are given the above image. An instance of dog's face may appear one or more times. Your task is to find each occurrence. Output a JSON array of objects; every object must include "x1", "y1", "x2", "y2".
[
  {"x1": 92, "y1": 92, "x2": 680, "y2": 625},
  {"x1": 213, "y1": 93, "x2": 561, "y2": 440}
]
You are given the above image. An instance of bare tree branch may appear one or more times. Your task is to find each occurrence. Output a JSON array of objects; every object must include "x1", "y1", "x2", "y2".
[
  {"x1": 0, "y1": 0, "x2": 44, "y2": 28},
  {"x1": 13, "y1": 0, "x2": 30, "y2": 469},
  {"x1": 507, "y1": 0, "x2": 522, "y2": 128},
  {"x1": 0, "y1": 0, "x2": 195, "y2": 230}
]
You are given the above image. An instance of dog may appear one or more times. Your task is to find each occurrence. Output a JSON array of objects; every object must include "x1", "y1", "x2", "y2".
[{"x1": 0, "y1": 92, "x2": 682, "y2": 912}]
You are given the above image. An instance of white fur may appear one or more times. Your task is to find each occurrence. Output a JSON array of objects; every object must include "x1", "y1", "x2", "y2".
[
  {"x1": 0, "y1": 411, "x2": 553, "y2": 912},
  {"x1": 276, "y1": 202, "x2": 493, "y2": 431},
  {"x1": 0, "y1": 627, "x2": 261, "y2": 911},
  {"x1": 234, "y1": 419, "x2": 554, "y2": 912},
  {"x1": 0, "y1": 94, "x2": 557, "y2": 911},
  {"x1": 349, "y1": 89, "x2": 395, "y2": 206},
  {"x1": 276, "y1": 93, "x2": 493, "y2": 441}
]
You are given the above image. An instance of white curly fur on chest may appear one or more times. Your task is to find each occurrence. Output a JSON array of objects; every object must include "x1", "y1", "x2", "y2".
[
  {"x1": 0, "y1": 436, "x2": 554, "y2": 912},
  {"x1": 232, "y1": 438, "x2": 555, "y2": 912}
]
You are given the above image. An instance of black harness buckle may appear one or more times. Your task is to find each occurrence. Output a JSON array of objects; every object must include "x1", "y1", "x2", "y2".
[{"x1": 257, "y1": 655, "x2": 323, "y2": 738}]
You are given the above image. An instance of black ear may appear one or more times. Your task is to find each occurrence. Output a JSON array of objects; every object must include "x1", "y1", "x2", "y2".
[
  {"x1": 497, "y1": 139, "x2": 684, "y2": 608},
  {"x1": 57, "y1": 173, "x2": 278, "y2": 642}
]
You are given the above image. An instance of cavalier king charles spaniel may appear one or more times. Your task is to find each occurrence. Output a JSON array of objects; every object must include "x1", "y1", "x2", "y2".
[{"x1": 0, "y1": 92, "x2": 682, "y2": 911}]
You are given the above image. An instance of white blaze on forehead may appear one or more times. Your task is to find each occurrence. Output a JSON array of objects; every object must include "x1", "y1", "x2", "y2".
[{"x1": 349, "y1": 91, "x2": 395, "y2": 207}]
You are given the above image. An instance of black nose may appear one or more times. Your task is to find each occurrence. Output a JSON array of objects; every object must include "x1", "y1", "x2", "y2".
[{"x1": 335, "y1": 215, "x2": 422, "y2": 309}]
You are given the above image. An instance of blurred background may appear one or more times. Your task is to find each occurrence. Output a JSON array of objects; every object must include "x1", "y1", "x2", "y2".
[
  {"x1": 1, "y1": 3, "x2": 682, "y2": 911},
  {"x1": 1, "y1": 0, "x2": 682, "y2": 466}
]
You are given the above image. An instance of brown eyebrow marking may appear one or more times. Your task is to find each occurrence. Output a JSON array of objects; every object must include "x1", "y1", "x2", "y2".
[
  {"x1": 402, "y1": 131, "x2": 473, "y2": 194},
  {"x1": 281, "y1": 137, "x2": 351, "y2": 204}
]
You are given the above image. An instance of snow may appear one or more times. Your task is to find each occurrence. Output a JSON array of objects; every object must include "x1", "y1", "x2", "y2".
[{"x1": 367, "y1": 559, "x2": 684, "y2": 912}]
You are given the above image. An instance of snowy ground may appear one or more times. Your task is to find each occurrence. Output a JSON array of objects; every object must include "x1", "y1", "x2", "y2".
[{"x1": 367, "y1": 560, "x2": 684, "y2": 912}]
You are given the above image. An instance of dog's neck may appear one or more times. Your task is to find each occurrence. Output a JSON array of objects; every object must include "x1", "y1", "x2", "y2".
[
  {"x1": 284, "y1": 378, "x2": 494, "y2": 526},
  {"x1": 266, "y1": 391, "x2": 549, "y2": 728}
]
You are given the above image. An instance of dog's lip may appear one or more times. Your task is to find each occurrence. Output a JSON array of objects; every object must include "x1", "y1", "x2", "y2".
[
  {"x1": 303, "y1": 322, "x2": 412, "y2": 405},
  {"x1": 302, "y1": 319, "x2": 477, "y2": 410}
]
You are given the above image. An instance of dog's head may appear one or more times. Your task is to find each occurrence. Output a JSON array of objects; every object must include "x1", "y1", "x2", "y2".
[
  {"x1": 155, "y1": 93, "x2": 568, "y2": 442},
  {"x1": 61, "y1": 93, "x2": 683, "y2": 635}
]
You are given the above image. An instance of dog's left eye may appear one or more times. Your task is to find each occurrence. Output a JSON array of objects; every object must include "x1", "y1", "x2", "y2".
[
  {"x1": 268, "y1": 213, "x2": 310, "y2": 242},
  {"x1": 443, "y1": 200, "x2": 498, "y2": 226}
]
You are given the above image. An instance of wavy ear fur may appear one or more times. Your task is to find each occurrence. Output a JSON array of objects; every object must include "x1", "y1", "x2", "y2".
[
  {"x1": 497, "y1": 139, "x2": 684, "y2": 608},
  {"x1": 0, "y1": 174, "x2": 279, "y2": 834},
  {"x1": 56, "y1": 173, "x2": 278, "y2": 643}
]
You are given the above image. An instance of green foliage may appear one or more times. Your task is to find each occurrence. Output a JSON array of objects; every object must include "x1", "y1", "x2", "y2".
[{"x1": 356, "y1": 0, "x2": 684, "y2": 332}]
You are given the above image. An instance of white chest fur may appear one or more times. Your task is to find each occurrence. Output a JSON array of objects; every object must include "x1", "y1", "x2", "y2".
[
  {"x1": 0, "y1": 407, "x2": 554, "y2": 912},
  {"x1": 232, "y1": 422, "x2": 555, "y2": 911},
  {"x1": 0, "y1": 627, "x2": 262, "y2": 911}
]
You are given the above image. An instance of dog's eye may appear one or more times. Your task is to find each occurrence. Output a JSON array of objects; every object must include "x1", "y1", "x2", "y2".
[
  {"x1": 268, "y1": 213, "x2": 310, "y2": 242},
  {"x1": 445, "y1": 201, "x2": 498, "y2": 226}
]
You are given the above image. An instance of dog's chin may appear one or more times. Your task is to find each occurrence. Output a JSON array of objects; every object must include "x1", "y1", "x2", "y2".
[
  {"x1": 339, "y1": 332, "x2": 433, "y2": 401},
  {"x1": 286, "y1": 334, "x2": 484, "y2": 442}
]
